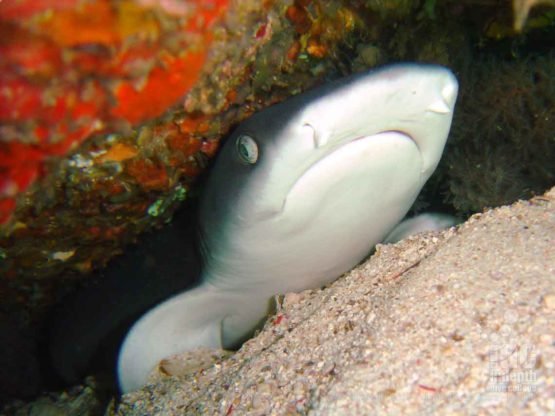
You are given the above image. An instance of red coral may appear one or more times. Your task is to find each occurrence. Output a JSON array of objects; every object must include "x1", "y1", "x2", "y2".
[
  {"x1": 111, "y1": 52, "x2": 206, "y2": 124},
  {"x1": 0, "y1": 0, "x2": 229, "y2": 224}
]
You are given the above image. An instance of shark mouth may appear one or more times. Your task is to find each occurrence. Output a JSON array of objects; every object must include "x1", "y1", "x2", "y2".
[{"x1": 282, "y1": 130, "x2": 420, "y2": 213}]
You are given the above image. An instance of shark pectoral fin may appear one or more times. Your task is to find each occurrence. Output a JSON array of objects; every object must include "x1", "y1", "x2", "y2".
[
  {"x1": 118, "y1": 284, "x2": 233, "y2": 393},
  {"x1": 383, "y1": 213, "x2": 460, "y2": 244}
]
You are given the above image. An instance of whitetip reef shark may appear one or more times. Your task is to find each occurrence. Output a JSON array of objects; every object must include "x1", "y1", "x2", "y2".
[{"x1": 117, "y1": 63, "x2": 458, "y2": 392}]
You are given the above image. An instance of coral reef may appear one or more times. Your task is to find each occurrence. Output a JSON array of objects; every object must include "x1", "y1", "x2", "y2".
[
  {"x1": 0, "y1": 0, "x2": 227, "y2": 223},
  {"x1": 0, "y1": 0, "x2": 229, "y2": 322},
  {"x1": 0, "y1": 0, "x2": 377, "y2": 313}
]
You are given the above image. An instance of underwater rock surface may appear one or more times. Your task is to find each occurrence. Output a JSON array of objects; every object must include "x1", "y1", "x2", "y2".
[{"x1": 116, "y1": 187, "x2": 555, "y2": 415}]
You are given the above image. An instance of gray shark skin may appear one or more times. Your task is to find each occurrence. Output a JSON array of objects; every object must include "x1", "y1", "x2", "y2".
[{"x1": 118, "y1": 63, "x2": 458, "y2": 393}]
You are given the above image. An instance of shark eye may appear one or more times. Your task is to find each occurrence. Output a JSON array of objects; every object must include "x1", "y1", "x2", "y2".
[{"x1": 236, "y1": 134, "x2": 258, "y2": 164}]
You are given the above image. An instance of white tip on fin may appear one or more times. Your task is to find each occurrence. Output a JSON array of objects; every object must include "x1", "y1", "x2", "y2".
[
  {"x1": 383, "y1": 213, "x2": 459, "y2": 244},
  {"x1": 117, "y1": 282, "x2": 273, "y2": 393},
  {"x1": 118, "y1": 284, "x2": 228, "y2": 393}
]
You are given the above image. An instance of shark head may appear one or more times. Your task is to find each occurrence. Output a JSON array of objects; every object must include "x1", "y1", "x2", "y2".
[
  {"x1": 118, "y1": 63, "x2": 458, "y2": 393},
  {"x1": 199, "y1": 63, "x2": 457, "y2": 293}
]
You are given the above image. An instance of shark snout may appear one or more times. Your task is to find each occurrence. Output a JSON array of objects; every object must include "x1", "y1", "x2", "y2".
[
  {"x1": 427, "y1": 73, "x2": 458, "y2": 114},
  {"x1": 416, "y1": 72, "x2": 458, "y2": 180},
  {"x1": 442, "y1": 79, "x2": 458, "y2": 104}
]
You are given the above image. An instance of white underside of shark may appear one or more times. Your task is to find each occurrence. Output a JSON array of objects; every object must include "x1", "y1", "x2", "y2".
[{"x1": 117, "y1": 63, "x2": 459, "y2": 393}]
